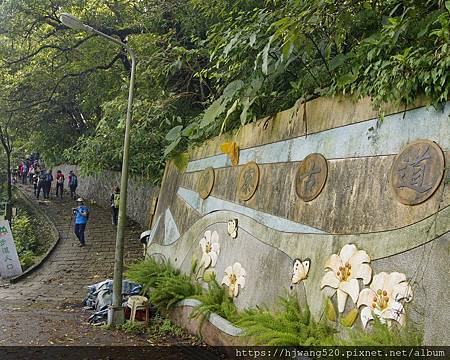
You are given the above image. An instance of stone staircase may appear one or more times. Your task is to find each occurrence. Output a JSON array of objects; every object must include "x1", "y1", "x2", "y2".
[{"x1": 0, "y1": 184, "x2": 144, "y2": 305}]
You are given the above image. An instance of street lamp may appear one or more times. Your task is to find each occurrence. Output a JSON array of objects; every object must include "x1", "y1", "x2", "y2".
[{"x1": 60, "y1": 13, "x2": 136, "y2": 325}]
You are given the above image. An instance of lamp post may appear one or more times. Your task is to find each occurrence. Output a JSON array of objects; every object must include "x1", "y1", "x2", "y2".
[{"x1": 60, "y1": 13, "x2": 136, "y2": 325}]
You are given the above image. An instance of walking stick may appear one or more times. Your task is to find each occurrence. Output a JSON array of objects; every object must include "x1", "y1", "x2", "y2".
[{"x1": 66, "y1": 212, "x2": 74, "y2": 242}]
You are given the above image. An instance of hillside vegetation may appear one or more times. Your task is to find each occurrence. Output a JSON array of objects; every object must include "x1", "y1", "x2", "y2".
[{"x1": 0, "y1": 0, "x2": 448, "y2": 183}]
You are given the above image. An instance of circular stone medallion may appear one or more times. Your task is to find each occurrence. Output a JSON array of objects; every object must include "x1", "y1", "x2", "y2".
[
  {"x1": 295, "y1": 153, "x2": 328, "y2": 202},
  {"x1": 390, "y1": 140, "x2": 445, "y2": 205},
  {"x1": 198, "y1": 167, "x2": 215, "y2": 199},
  {"x1": 237, "y1": 161, "x2": 260, "y2": 201}
]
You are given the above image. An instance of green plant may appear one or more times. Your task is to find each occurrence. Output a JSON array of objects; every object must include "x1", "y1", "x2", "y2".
[
  {"x1": 236, "y1": 296, "x2": 336, "y2": 346},
  {"x1": 340, "y1": 316, "x2": 423, "y2": 346},
  {"x1": 125, "y1": 258, "x2": 179, "y2": 296},
  {"x1": 19, "y1": 250, "x2": 36, "y2": 270},
  {"x1": 151, "y1": 272, "x2": 203, "y2": 311},
  {"x1": 190, "y1": 278, "x2": 238, "y2": 323},
  {"x1": 12, "y1": 211, "x2": 49, "y2": 270},
  {"x1": 149, "y1": 316, "x2": 185, "y2": 338},
  {"x1": 125, "y1": 258, "x2": 202, "y2": 312},
  {"x1": 12, "y1": 214, "x2": 39, "y2": 254},
  {"x1": 117, "y1": 320, "x2": 147, "y2": 335}
]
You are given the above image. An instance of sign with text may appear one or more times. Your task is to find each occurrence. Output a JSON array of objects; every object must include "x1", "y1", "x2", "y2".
[{"x1": 0, "y1": 220, "x2": 23, "y2": 278}]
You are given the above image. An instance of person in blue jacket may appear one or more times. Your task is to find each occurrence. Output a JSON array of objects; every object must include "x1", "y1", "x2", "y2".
[{"x1": 72, "y1": 197, "x2": 90, "y2": 247}]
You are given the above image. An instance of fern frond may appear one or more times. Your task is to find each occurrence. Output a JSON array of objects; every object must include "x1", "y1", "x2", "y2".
[{"x1": 236, "y1": 295, "x2": 336, "y2": 346}]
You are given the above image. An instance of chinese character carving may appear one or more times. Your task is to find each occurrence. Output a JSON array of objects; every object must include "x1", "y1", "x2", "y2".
[
  {"x1": 295, "y1": 153, "x2": 328, "y2": 202},
  {"x1": 238, "y1": 162, "x2": 260, "y2": 201},
  {"x1": 391, "y1": 140, "x2": 444, "y2": 205},
  {"x1": 198, "y1": 167, "x2": 215, "y2": 199}
]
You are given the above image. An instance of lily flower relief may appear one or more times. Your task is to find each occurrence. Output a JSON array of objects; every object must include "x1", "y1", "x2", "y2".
[
  {"x1": 222, "y1": 262, "x2": 246, "y2": 297},
  {"x1": 357, "y1": 272, "x2": 413, "y2": 328},
  {"x1": 199, "y1": 230, "x2": 220, "y2": 269},
  {"x1": 320, "y1": 244, "x2": 372, "y2": 313}
]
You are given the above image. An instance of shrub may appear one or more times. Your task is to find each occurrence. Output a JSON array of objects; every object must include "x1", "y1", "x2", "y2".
[
  {"x1": 149, "y1": 316, "x2": 185, "y2": 338},
  {"x1": 150, "y1": 271, "x2": 203, "y2": 311},
  {"x1": 19, "y1": 250, "x2": 36, "y2": 270},
  {"x1": 125, "y1": 258, "x2": 202, "y2": 311},
  {"x1": 190, "y1": 278, "x2": 238, "y2": 323},
  {"x1": 236, "y1": 296, "x2": 336, "y2": 346},
  {"x1": 125, "y1": 258, "x2": 179, "y2": 296},
  {"x1": 339, "y1": 316, "x2": 423, "y2": 346},
  {"x1": 117, "y1": 320, "x2": 147, "y2": 335},
  {"x1": 12, "y1": 214, "x2": 39, "y2": 254}
]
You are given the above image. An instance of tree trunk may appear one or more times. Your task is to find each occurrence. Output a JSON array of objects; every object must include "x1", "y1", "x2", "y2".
[
  {"x1": 6, "y1": 148, "x2": 12, "y2": 223},
  {"x1": 0, "y1": 126, "x2": 13, "y2": 223}
]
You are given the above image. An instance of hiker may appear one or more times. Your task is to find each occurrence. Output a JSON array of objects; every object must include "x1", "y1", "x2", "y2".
[
  {"x1": 28, "y1": 164, "x2": 35, "y2": 184},
  {"x1": 109, "y1": 186, "x2": 120, "y2": 226},
  {"x1": 34, "y1": 160, "x2": 41, "y2": 174},
  {"x1": 68, "y1": 171, "x2": 78, "y2": 200},
  {"x1": 55, "y1": 170, "x2": 65, "y2": 198},
  {"x1": 32, "y1": 172, "x2": 39, "y2": 196},
  {"x1": 36, "y1": 171, "x2": 46, "y2": 199},
  {"x1": 44, "y1": 169, "x2": 53, "y2": 199},
  {"x1": 12, "y1": 168, "x2": 18, "y2": 185},
  {"x1": 72, "y1": 197, "x2": 89, "y2": 247},
  {"x1": 21, "y1": 161, "x2": 28, "y2": 184}
]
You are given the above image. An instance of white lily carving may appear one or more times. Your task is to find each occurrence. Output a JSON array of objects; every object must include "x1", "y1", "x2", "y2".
[
  {"x1": 199, "y1": 230, "x2": 220, "y2": 269},
  {"x1": 357, "y1": 272, "x2": 413, "y2": 328},
  {"x1": 222, "y1": 262, "x2": 246, "y2": 297},
  {"x1": 320, "y1": 244, "x2": 372, "y2": 313}
]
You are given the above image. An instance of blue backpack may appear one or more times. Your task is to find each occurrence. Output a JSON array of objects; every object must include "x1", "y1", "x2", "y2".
[{"x1": 70, "y1": 175, "x2": 78, "y2": 187}]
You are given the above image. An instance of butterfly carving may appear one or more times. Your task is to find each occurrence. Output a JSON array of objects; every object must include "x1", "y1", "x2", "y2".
[
  {"x1": 227, "y1": 219, "x2": 238, "y2": 238},
  {"x1": 220, "y1": 142, "x2": 239, "y2": 166},
  {"x1": 290, "y1": 258, "x2": 311, "y2": 289}
]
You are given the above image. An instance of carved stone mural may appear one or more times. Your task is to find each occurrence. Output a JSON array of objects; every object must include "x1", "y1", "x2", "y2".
[
  {"x1": 237, "y1": 161, "x2": 260, "y2": 201},
  {"x1": 295, "y1": 153, "x2": 328, "y2": 202},
  {"x1": 148, "y1": 98, "x2": 450, "y2": 345},
  {"x1": 390, "y1": 140, "x2": 445, "y2": 205},
  {"x1": 198, "y1": 167, "x2": 215, "y2": 199}
]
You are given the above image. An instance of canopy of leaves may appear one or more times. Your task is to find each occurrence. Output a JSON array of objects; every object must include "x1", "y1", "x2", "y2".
[{"x1": 0, "y1": 0, "x2": 448, "y2": 183}]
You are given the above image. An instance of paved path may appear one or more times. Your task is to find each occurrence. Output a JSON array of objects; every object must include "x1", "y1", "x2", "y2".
[
  {"x1": 0, "y1": 184, "x2": 146, "y2": 346},
  {"x1": 1, "y1": 184, "x2": 143, "y2": 304},
  {"x1": 0, "y1": 185, "x2": 222, "y2": 360}
]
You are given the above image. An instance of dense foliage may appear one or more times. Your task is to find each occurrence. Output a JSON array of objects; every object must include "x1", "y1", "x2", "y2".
[
  {"x1": 190, "y1": 278, "x2": 238, "y2": 322},
  {"x1": 237, "y1": 296, "x2": 336, "y2": 345},
  {"x1": 12, "y1": 202, "x2": 53, "y2": 270},
  {"x1": 125, "y1": 257, "x2": 203, "y2": 310},
  {"x1": 0, "y1": 1, "x2": 448, "y2": 183}
]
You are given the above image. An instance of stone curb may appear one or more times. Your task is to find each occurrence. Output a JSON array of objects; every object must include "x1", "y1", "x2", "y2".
[{"x1": 9, "y1": 186, "x2": 61, "y2": 284}]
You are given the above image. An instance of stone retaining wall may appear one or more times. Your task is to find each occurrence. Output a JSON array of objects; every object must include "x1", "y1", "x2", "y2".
[
  {"x1": 56, "y1": 165, "x2": 159, "y2": 228},
  {"x1": 147, "y1": 95, "x2": 450, "y2": 345}
]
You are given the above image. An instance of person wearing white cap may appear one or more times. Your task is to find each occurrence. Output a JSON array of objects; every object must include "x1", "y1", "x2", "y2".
[{"x1": 72, "y1": 197, "x2": 90, "y2": 247}]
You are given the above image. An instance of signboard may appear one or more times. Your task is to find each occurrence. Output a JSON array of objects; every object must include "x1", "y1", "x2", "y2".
[{"x1": 0, "y1": 220, "x2": 23, "y2": 279}]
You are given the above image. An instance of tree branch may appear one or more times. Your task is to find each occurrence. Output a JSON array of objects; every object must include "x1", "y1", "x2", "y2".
[
  {"x1": 6, "y1": 53, "x2": 122, "y2": 113},
  {"x1": 2, "y1": 35, "x2": 95, "y2": 66}
]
